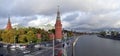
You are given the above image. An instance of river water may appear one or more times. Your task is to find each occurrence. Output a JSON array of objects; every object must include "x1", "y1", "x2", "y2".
[{"x1": 75, "y1": 35, "x2": 120, "y2": 56}]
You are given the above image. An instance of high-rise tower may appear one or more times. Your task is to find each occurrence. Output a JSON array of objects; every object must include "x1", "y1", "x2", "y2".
[
  {"x1": 6, "y1": 17, "x2": 12, "y2": 30},
  {"x1": 55, "y1": 6, "x2": 62, "y2": 41}
]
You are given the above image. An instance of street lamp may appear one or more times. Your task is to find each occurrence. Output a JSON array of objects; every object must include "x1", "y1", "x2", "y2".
[
  {"x1": 72, "y1": 29, "x2": 75, "y2": 56},
  {"x1": 62, "y1": 29, "x2": 68, "y2": 56},
  {"x1": 52, "y1": 33, "x2": 55, "y2": 56},
  {"x1": 72, "y1": 43, "x2": 73, "y2": 56}
]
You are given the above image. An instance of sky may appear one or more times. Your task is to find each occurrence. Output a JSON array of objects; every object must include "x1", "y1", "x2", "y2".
[{"x1": 0, "y1": 0, "x2": 120, "y2": 32}]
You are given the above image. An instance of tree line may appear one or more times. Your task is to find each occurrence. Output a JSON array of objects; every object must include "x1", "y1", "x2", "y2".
[
  {"x1": 0, "y1": 27, "x2": 51, "y2": 44},
  {"x1": 0, "y1": 27, "x2": 74, "y2": 44}
]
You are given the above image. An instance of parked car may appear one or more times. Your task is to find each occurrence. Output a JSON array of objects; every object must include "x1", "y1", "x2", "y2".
[
  {"x1": 0, "y1": 43, "x2": 3, "y2": 47},
  {"x1": 23, "y1": 50, "x2": 31, "y2": 54},
  {"x1": 34, "y1": 44, "x2": 40, "y2": 48},
  {"x1": 19, "y1": 45, "x2": 26, "y2": 50}
]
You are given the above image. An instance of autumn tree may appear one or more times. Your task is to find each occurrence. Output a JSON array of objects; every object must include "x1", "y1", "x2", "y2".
[
  {"x1": 26, "y1": 31, "x2": 38, "y2": 43},
  {"x1": 0, "y1": 30, "x2": 3, "y2": 41},
  {"x1": 1, "y1": 29, "x2": 16, "y2": 43}
]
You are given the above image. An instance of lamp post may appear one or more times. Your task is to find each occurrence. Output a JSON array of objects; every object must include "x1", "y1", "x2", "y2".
[
  {"x1": 72, "y1": 43, "x2": 74, "y2": 56},
  {"x1": 53, "y1": 33, "x2": 55, "y2": 56},
  {"x1": 72, "y1": 29, "x2": 75, "y2": 56},
  {"x1": 62, "y1": 30, "x2": 68, "y2": 56},
  {"x1": 14, "y1": 35, "x2": 16, "y2": 45}
]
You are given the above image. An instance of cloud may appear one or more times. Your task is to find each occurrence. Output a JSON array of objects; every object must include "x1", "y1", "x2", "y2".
[
  {"x1": 1, "y1": 0, "x2": 120, "y2": 31},
  {"x1": 66, "y1": 0, "x2": 120, "y2": 12},
  {"x1": 28, "y1": 15, "x2": 55, "y2": 27},
  {"x1": 0, "y1": 0, "x2": 119, "y2": 16}
]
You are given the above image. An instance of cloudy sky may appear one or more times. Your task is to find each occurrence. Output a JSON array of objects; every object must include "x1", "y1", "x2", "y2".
[{"x1": 0, "y1": 0, "x2": 120, "y2": 32}]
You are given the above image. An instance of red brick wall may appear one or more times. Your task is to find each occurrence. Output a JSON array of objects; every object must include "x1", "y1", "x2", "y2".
[
  {"x1": 36, "y1": 33, "x2": 41, "y2": 39},
  {"x1": 55, "y1": 20, "x2": 62, "y2": 39}
]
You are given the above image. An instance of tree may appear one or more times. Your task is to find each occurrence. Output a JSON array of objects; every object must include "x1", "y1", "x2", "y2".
[
  {"x1": 0, "y1": 27, "x2": 53, "y2": 43},
  {"x1": 1, "y1": 29, "x2": 16, "y2": 43},
  {"x1": 48, "y1": 29, "x2": 55, "y2": 34},
  {"x1": 0, "y1": 30, "x2": 3, "y2": 41},
  {"x1": 26, "y1": 31, "x2": 38, "y2": 43},
  {"x1": 99, "y1": 31, "x2": 106, "y2": 37},
  {"x1": 18, "y1": 35, "x2": 28, "y2": 43},
  {"x1": 41, "y1": 32, "x2": 50, "y2": 42}
]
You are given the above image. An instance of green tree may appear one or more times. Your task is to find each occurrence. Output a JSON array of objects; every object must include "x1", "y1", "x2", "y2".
[
  {"x1": 0, "y1": 30, "x2": 3, "y2": 41},
  {"x1": 1, "y1": 30, "x2": 16, "y2": 43},
  {"x1": 26, "y1": 31, "x2": 37, "y2": 43},
  {"x1": 18, "y1": 35, "x2": 28, "y2": 43},
  {"x1": 48, "y1": 29, "x2": 55, "y2": 34},
  {"x1": 41, "y1": 32, "x2": 50, "y2": 42},
  {"x1": 99, "y1": 31, "x2": 106, "y2": 37}
]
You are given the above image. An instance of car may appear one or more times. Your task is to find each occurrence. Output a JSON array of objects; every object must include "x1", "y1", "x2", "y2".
[
  {"x1": 3, "y1": 44, "x2": 9, "y2": 48},
  {"x1": 0, "y1": 43, "x2": 3, "y2": 47},
  {"x1": 10, "y1": 48, "x2": 16, "y2": 51},
  {"x1": 9, "y1": 44, "x2": 17, "y2": 51},
  {"x1": 10, "y1": 45, "x2": 16, "y2": 49},
  {"x1": 34, "y1": 44, "x2": 40, "y2": 48},
  {"x1": 24, "y1": 54, "x2": 34, "y2": 56},
  {"x1": 40, "y1": 43, "x2": 46, "y2": 47},
  {"x1": 16, "y1": 44, "x2": 20, "y2": 48},
  {"x1": 19, "y1": 45, "x2": 26, "y2": 50},
  {"x1": 23, "y1": 50, "x2": 31, "y2": 54}
]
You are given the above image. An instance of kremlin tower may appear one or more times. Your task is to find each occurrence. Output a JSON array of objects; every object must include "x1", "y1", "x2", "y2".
[
  {"x1": 6, "y1": 17, "x2": 12, "y2": 30},
  {"x1": 55, "y1": 6, "x2": 62, "y2": 41}
]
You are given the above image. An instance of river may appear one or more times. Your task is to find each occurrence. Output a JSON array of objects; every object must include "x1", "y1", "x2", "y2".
[{"x1": 75, "y1": 35, "x2": 120, "y2": 56}]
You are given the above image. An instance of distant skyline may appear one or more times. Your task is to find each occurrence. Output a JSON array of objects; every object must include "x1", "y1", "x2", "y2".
[{"x1": 0, "y1": 0, "x2": 120, "y2": 32}]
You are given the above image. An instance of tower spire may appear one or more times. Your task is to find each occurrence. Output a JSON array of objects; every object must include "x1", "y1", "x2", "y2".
[
  {"x1": 55, "y1": 4, "x2": 62, "y2": 41},
  {"x1": 8, "y1": 17, "x2": 11, "y2": 24},
  {"x1": 57, "y1": 5, "x2": 60, "y2": 20},
  {"x1": 6, "y1": 17, "x2": 12, "y2": 30}
]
